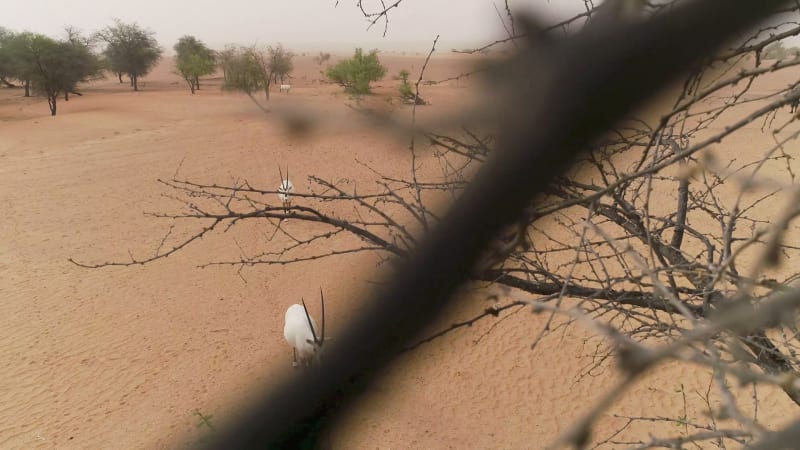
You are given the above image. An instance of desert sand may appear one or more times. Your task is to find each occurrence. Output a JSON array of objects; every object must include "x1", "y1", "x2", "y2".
[{"x1": 1, "y1": 53, "x2": 798, "y2": 449}]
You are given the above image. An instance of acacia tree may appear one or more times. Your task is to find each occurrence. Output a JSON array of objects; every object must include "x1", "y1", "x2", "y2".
[
  {"x1": 173, "y1": 35, "x2": 215, "y2": 93},
  {"x1": 61, "y1": 26, "x2": 103, "y2": 101},
  {"x1": 22, "y1": 34, "x2": 100, "y2": 115},
  {"x1": 221, "y1": 44, "x2": 294, "y2": 100},
  {"x1": 267, "y1": 43, "x2": 294, "y2": 85},
  {"x1": 216, "y1": 44, "x2": 238, "y2": 83},
  {"x1": 0, "y1": 28, "x2": 99, "y2": 100},
  {"x1": 73, "y1": 1, "x2": 800, "y2": 448},
  {"x1": 0, "y1": 27, "x2": 16, "y2": 88},
  {"x1": 96, "y1": 20, "x2": 162, "y2": 91},
  {"x1": 2, "y1": 31, "x2": 39, "y2": 96},
  {"x1": 221, "y1": 46, "x2": 269, "y2": 99},
  {"x1": 326, "y1": 48, "x2": 386, "y2": 94}
]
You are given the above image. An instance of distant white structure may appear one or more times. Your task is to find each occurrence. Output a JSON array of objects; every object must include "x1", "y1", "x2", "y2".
[
  {"x1": 277, "y1": 166, "x2": 294, "y2": 209},
  {"x1": 279, "y1": 84, "x2": 291, "y2": 93},
  {"x1": 283, "y1": 290, "x2": 327, "y2": 368}
]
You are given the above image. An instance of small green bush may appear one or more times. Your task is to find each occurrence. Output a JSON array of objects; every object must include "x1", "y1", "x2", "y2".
[
  {"x1": 398, "y1": 69, "x2": 409, "y2": 83},
  {"x1": 326, "y1": 48, "x2": 386, "y2": 94},
  {"x1": 396, "y1": 68, "x2": 425, "y2": 105},
  {"x1": 398, "y1": 81, "x2": 413, "y2": 99}
]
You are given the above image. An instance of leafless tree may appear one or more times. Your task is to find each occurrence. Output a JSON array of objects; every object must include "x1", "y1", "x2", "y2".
[{"x1": 72, "y1": 1, "x2": 800, "y2": 448}]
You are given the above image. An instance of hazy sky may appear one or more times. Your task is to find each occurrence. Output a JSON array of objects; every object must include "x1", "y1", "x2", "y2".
[{"x1": 3, "y1": 0, "x2": 585, "y2": 52}]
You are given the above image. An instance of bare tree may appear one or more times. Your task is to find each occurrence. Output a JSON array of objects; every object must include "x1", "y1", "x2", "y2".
[
  {"x1": 313, "y1": 51, "x2": 331, "y2": 66},
  {"x1": 72, "y1": 1, "x2": 800, "y2": 448}
]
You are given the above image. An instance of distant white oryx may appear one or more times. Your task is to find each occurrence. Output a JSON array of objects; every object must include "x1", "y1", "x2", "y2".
[
  {"x1": 277, "y1": 166, "x2": 294, "y2": 210},
  {"x1": 283, "y1": 289, "x2": 327, "y2": 368},
  {"x1": 279, "y1": 84, "x2": 291, "y2": 93}
]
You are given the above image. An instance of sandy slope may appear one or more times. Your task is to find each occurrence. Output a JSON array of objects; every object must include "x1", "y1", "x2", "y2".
[{"x1": 0, "y1": 53, "x2": 797, "y2": 449}]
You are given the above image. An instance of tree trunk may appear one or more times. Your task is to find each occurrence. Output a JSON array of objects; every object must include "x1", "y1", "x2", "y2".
[
  {"x1": 47, "y1": 94, "x2": 57, "y2": 116},
  {"x1": 24, "y1": 79, "x2": 30, "y2": 97},
  {"x1": 671, "y1": 168, "x2": 689, "y2": 249},
  {"x1": 118, "y1": 72, "x2": 123, "y2": 83},
  {"x1": 65, "y1": 91, "x2": 69, "y2": 101},
  {"x1": 133, "y1": 74, "x2": 138, "y2": 91},
  {"x1": 194, "y1": 76, "x2": 200, "y2": 91}
]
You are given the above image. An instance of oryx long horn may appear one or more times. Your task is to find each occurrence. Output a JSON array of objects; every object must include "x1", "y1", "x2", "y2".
[
  {"x1": 319, "y1": 288, "x2": 325, "y2": 342},
  {"x1": 301, "y1": 298, "x2": 318, "y2": 343},
  {"x1": 278, "y1": 165, "x2": 285, "y2": 186}
]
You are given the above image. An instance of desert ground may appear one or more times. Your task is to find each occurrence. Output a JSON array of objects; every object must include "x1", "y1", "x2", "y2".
[{"x1": 1, "y1": 52, "x2": 799, "y2": 449}]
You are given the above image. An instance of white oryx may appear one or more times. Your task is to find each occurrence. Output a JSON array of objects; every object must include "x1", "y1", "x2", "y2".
[
  {"x1": 277, "y1": 166, "x2": 294, "y2": 209},
  {"x1": 279, "y1": 84, "x2": 291, "y2": 93},
  {"x1": 283, "y1": 289, "x2": 327, "y2": 368}
]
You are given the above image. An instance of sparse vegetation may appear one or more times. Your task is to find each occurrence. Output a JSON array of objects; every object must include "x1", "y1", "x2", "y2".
[
  {"x1": 313, "y1": 51, "x2": 331, "y2": 80},
  {"x1": 174, "y1": 35, "x2": 216, "y2": 94},
  {"x1": 398, "y1": 69, "x2": 409, "y2": 84},
  {"x1": 397, "y1": 68, "x2": 425, "y2": 105},
  {"x1": 313, "y1": 51, "x2": 330, "y2": 66},
  {"x1": 326, "y1": 48, "x2": 386, "y2": 95}
]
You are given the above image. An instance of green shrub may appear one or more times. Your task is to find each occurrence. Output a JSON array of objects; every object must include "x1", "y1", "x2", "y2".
[
  {"x1": 326, "y1": 48, "x2": 386, "y2": 94},
  {"x1": 398, "y1": 69, "x2": 409, "y2": 83},
  {"x1": 398, "y1": 81, "x2": 413, "y2": 99},
  {"x1": 396, "y1": 68, "x2": 425, "y2": 105}
]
